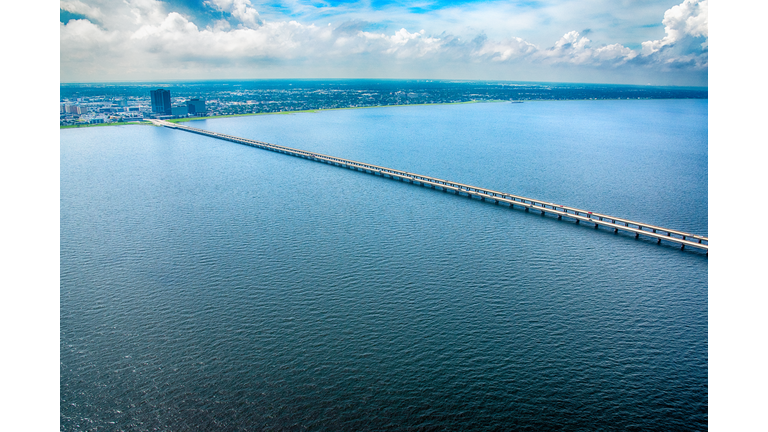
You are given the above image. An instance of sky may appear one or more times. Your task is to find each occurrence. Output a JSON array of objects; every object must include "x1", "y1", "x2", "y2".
[{"x1": 59, "y1": 0, "x2": 708, "y2": 85}]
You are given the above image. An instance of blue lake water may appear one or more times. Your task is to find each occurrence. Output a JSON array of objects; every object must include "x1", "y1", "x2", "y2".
[{"x1": 61, "y1": 99, "x2": 707, "y2": 430}]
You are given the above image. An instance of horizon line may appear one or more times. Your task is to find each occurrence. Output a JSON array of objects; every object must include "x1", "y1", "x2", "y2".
[{"x1": 60, "y1": 78, "x2": 709, "y2": 89}]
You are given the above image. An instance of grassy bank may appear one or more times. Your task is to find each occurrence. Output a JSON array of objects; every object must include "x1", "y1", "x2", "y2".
[
  {"x1": 168, "y1": 100, "x2": 492, "y2": 124},
  {"x1": 60, "y1": 121, "x2": 151, "y2": 129}
]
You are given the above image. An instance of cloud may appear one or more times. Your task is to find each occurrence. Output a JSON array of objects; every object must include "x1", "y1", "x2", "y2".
[
  {"x1": 204, "y1": 0, "x2": 262, "y2": 29},
  {"x1": 536, "y1": 31, "x2": 637, "y2": 66},
  {"x1": 474, "y1": 37, "x2": 538, "y2": 62},
  {"x1": 124, "y1": 0, "x2": 168, "y2": 27},
  {"x1": 60, "y1": 0, "x2": 103, "y2": 22},
  {"x1": 60, "y1": 0, "x2": 708, "y2": 85},
  {"x1": 60, "y1": 19, "x2": 123, "y2": 78},
  {"x1": 384, "y1": 29, "x2": 442, "y2": 57},
  {"x1": 641, "y1": 0, "x2": 708, "y2": 55},
  {"x1": 132, "y1": 12, "x2": 199, "y2": 42},
  {"x1": 333, "y1": 20, "x2": 371, "y2": 36},
  {"x1": 123, "y1": 13, "x2": 335, "y2": 61},
  {"x1": 60, "y1": 19, "x2": 115, "y2": 53}
]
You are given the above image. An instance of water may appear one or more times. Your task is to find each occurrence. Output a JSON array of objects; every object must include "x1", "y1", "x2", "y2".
[{"x1": 61, "y1": 99, "x2": 707, "y2": 431}]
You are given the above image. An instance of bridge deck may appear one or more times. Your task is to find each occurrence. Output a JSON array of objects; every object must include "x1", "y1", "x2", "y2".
[{"x1": 150, "y1": 119, "x2": 708, "y2": 252}]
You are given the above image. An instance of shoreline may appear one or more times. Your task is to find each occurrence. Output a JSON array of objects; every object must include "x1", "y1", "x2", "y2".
[
  {"x1": 59, "y1": 97, "x2": 705, "y2": 129},
  {"x1": 169, "y1": 99, "x2": 492, "y2": 124}
]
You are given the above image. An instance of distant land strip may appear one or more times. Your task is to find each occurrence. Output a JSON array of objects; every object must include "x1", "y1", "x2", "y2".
[
  {"x1": 59, "y1": 97, "x2": 695, "y2": 129},
  {"x1": 59, "y1": 100, "x2": 493, "y2": 129},
  {"x1": 150, "y1": 118, "x2": 708, "y2": 253}
]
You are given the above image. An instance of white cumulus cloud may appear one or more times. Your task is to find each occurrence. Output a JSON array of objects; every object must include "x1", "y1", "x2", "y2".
[
  {"x1": 538, "y1": 31, "x2": 637, "y2": 66},
  {"x1": 642, "y1": 0, "x2": 708, "y2": 54}
]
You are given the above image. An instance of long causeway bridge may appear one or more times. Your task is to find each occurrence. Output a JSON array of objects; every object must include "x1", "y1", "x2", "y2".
[{"x1": 150, "y1": 119, "x2": 709, "y2": 252}]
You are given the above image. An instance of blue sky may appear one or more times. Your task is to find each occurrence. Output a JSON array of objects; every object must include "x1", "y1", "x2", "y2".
[{"x1": 59, "y1": 0, "x2": 708, "y2": 85}]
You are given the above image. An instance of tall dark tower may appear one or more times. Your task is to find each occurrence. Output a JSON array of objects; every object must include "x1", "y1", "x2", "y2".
[{"x1": 150, "y1": 89, "x2": 172, "y2": 115}]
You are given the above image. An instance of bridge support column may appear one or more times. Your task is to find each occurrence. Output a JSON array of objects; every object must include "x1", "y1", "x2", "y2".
[
  {"x1": 558, "y1": 215, "x2": 562, "y2": 220},
  {"x1": 635, "y1": 233, "x2": 639, "y2": 238}
]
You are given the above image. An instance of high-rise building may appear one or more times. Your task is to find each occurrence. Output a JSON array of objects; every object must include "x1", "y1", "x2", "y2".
[
  {"x1": 150, "y1": 89, "x2": 172, "y2": 115},
  {"x1": 66, "y1": 105, "x2": 83, "y2": 115},
  {"x1": 172, "y1": 105, "x2": 189, "y2": 116},
  {"x1": 186, "y1": 98, "x2": 206, "y2": 115}
]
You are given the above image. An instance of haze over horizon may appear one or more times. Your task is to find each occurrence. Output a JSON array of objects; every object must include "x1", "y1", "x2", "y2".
[{"x1": 60, "y1": 0, "x2": 707, "y2": 87}]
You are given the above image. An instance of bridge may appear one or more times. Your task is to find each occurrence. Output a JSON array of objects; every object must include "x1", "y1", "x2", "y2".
[{"x1": 149, "y1": 119, "x2": 709, "y2": 252}]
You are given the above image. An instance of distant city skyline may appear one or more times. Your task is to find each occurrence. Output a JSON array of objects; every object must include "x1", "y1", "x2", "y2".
[{"x1": 60, "y1": 0, "x2": 707, "y2": 86}]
